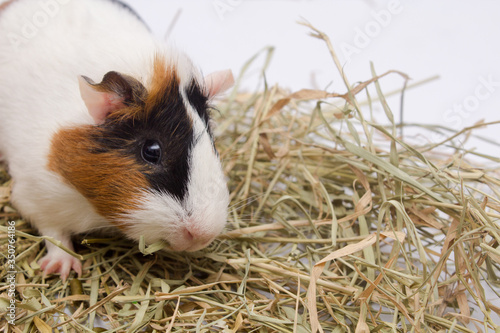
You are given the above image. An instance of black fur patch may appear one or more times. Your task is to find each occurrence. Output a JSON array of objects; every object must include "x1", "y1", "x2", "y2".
[
  {"x1": 185, "y1": 79, "x2": 210, "y2": 130},
  {"x1": 91, "y1": 74, "x2": 194, "y2": 202}
]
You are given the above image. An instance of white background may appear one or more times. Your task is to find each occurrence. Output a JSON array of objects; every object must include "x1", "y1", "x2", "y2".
[{"x1": 124, "y1": 0, "x2": 500, "y2": 159}]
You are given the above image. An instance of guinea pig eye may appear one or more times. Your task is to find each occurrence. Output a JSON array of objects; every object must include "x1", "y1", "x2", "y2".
[{"x1": 141, "y1": 140, "x2": 162, "y2": 164}]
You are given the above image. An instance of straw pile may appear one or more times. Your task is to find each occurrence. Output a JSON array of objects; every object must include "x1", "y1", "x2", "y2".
[{"x1": 1, "y1": 24, "x2": 500, "y2": 333}]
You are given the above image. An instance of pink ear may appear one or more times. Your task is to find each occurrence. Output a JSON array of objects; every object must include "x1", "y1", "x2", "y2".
[
  {"x1": 78, "y1": 76, "x2": 126, "y2": 125},
  {"x1": 204, "y1": 70, "x2": 234, "y2": 99}
]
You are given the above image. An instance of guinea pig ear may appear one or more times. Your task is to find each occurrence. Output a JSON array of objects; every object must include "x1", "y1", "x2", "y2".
[
  {"x1": 204, "y1": 70, "x2": 234, "y2": 100},
  {"x1": 78, "y1": 71, "x2": 146, "y2": 124}
]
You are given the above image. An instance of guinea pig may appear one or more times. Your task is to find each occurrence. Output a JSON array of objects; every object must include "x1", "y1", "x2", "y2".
[{"x1": 0, "y1": 0, "x2": 233, "y2": 280}]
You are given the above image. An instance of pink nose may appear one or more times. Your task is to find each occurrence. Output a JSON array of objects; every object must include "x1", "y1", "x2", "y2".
[
  {"x1": 182, "y1": 225, "x2": 214, "y2": 246},
  {"x1": 184, "y1": 228, "x2": 194, "y2": 241}
]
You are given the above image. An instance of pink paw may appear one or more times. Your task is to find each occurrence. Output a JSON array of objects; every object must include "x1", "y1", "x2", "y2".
[{"x1": 39, "y1": 250, "x2": 82, "y2": 281}]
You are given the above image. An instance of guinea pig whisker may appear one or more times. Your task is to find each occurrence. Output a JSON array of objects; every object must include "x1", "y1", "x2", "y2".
[{"x1": 228, "y1": 193, "x2": 265, "y2": 211}]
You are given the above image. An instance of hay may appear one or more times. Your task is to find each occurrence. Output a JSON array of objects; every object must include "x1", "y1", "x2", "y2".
[{"x1": 1, "y1": 24, "x2": 500, "y2": 332}]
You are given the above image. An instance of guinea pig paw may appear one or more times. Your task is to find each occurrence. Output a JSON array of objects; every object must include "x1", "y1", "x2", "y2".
[{"x1": 39, "y1": 252, "x2": 82, "y2": 282}]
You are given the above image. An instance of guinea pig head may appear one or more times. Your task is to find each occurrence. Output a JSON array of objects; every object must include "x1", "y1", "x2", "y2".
[{"x1": 48, "y1": 59, "x2": 233, "y2": 252}]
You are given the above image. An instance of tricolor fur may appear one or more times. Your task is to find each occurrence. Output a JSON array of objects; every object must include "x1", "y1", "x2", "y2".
[
  {"x1": 0, "y1": 0, "x2": 232, "y2": 278},
  {"x1": 48, "y1": 57, "x2": 230, "y2": 251}
]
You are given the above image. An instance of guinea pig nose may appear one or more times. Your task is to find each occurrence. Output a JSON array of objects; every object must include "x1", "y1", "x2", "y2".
[
  {"x1": 184, "y1": 228, "x2": 194, "y2": 241},
  {"x1": 183, "y1": 224, "x2": 213, "y2": 244}
]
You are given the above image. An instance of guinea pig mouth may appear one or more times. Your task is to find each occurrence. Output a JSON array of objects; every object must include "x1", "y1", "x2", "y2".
[
  {"x1": 184, "y1": 240, "x2": 214, "y2": 252},
  {"x1": 167, "y1": 237, "x2": 214, "y2": 252}
]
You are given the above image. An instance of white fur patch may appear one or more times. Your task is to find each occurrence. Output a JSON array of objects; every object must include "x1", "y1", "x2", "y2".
[{"x1": 123, "y1": 178, "x2": 228, "y2": 252}]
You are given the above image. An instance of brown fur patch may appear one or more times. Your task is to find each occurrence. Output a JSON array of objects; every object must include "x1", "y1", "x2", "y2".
[
  {"x1": 48, "y1": 126, "x2": 149, "y2": 228},
  {"x1": 110, "y1": 56, "x2": 185, "y2": 123},
  {"x1": 147, "y1": 56, "x2": 177, "y2": 110}
]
